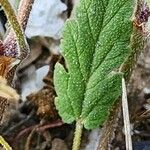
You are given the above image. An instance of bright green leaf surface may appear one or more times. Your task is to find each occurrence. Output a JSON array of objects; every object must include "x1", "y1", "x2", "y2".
[{"x1": 54, "y1": 0, "x2": 137, "y2": 129}]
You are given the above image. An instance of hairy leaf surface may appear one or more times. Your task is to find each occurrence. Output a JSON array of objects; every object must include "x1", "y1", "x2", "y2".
[{"x1": 54, "y1": 0, "x2": 141, "y2": 129}]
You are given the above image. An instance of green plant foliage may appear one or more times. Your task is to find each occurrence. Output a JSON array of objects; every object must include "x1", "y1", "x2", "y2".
[{"x1": 54, "y1": 0, "x2": 141, "y2": 129}]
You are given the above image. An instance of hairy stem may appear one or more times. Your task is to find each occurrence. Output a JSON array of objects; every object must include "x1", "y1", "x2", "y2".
[
  {"x1": 72, "y1": 120, "x2": 83, "y2": 150},
  {"x1": 3, "y1": 0, "x2": 34, "y2": 61},
  {"x1": 0, "y1": 0, "x2": 27, "y2": 52},
  {"x1": 17, "y1": 0, "x2": 34, "y2": 30}
]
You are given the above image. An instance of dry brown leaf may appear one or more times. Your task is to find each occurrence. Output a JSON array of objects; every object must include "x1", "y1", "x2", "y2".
[{"x1": 26, "y1": 55, "x2": 61, "y2": 119}]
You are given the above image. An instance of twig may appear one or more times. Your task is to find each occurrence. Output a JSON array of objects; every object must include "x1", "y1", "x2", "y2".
[
  {"x1": 3, "y1": 110, "x2": 35, "y2": 136},
  {"x1": 15, "y1": 125, "x2": 36, "y2": 141},
  {"x1": 15, "y1": 120, "x2": 64, "y2": 140},
  {"x1": 36, "y1": 120, "x2": 64, "y2": 132},
  {"x1": 122, "y1": 78, "x2": 133, "y2": 150},
  {"x1": 15, "y1": 120, "x2": 64, "y2": 149},
  {"x1": 25, "y1": 128, "x2": 36, "y2": 150},
  {"x1": 24, "y1": 120, "x2": 63, "y2": 150},
  {"x1": 134, "y1": 130, "x2": 150, "y2": 137}
]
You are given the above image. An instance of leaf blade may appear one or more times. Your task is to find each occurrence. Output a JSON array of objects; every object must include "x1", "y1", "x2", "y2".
[{"x1": 54, "y1": 0, "x2": 137, "y2": 129}]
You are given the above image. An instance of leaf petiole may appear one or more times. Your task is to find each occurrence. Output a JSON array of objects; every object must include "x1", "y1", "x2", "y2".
[{"x1": 72, "y1": 119, "x2": 83, "y2": 150}]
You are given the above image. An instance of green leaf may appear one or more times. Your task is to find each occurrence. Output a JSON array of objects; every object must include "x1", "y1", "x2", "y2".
[{"x1": 54, "y1": 0, "x2": 142, "y2": 129}]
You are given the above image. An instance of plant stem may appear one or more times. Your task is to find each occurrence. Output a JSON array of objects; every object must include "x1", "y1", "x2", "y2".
[
  {"x1": 0, "y1": 135, "x2": 12, "y2": 150},
  {"x1": 17, "y1": 0, "x2": 34, "y2": 30},
  {"x1": 72, "y1": 120, "x2": 83, "y2": 150},
  {"x1": 0, "y1": 0, "x2": 28, "y2": 57}
]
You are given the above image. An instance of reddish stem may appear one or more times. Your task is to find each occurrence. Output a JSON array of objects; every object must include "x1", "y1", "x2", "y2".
[{"x1": 15, "y1": 120, "x2": 64, "y2": 141}]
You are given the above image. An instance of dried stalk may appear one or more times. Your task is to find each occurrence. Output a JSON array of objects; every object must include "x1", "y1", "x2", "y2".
[
  {"x1": 25, "y1": 128, "x2": 36, "y2": 150},
  {"x1": 122, "y1": 78, "x2": 133, "y2": 150}
]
